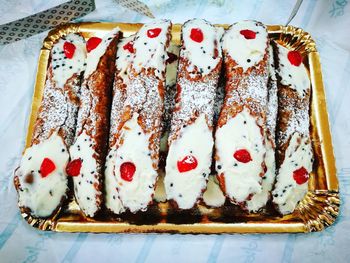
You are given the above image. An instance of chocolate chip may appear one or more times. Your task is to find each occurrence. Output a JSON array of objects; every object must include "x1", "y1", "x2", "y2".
[
  {"x1": 208, "y1": 66, "x2": 210, "y2": 69},
  {"x1": 25, "y1": 173, "x2": 34, "y2": 184},
  {"x1": 89, "y1": 181, "x2": 93, "y2": 184},
  {"x1": 91, "y1": 171, "x2": 94, "y2": 174},
  {"x1": 109, "y1": 155, "x2": 112, "y2": 159},
  {"x1": 217, "y1": 165, "x2": 222, "y2": 170},
  {"x1": 234, "y1": 163, "x2": 238, "y2": 167},
  {"x1": 283, "y1": 190, "x2": 286, "y2": 193},
  {"x1": 108, "y1": 37, "x2": 112, "y2": 40},
  {"x1": 28, "y1": 156, "x2": 32, "y2": 160},
  {"x1": 244, "y1": 121, "x2": 246, "y2": 124},
  {"x1": 274, "y1": 194, "x2": 278, "y2": 197},
  {"x1": 170, "y1": 183, "x2": 173, "y2": 187},
  {"x1": 113, "y1": 195, "x2": 116, "y2": 200},
  {"x1": 138, "y1": 132, "x2": 141, "y2": 135},
  {"x1": 247, "y1": 59, "x2": 251, "y2": 63},
  {"x1": 288, "y1": 74, "x2": 292, "y2": 78},
  {"x1": 78, "y1": 181, "x2": 81, "y2": 185},
  {"x1": 202, "y1": 50, "x2": 206, "y2": 54},
  {"x1": 144, "y1": 42, "x2": 147, "y2": 45},
  {"x1": 62, "y1": 149, "x2": 65, "y2": 152},
  {"x1": 83, "y1": 63, "x2": 87, "y2": 66},
  {"x1": 87, "y1": 197, "x2": 90, "y2": 200},
  {"x1": 262, "y1": 176, "x2": 266, "y2": 179},
  {"x1": 49, "y1": 190, "x2": 53, "y2": 196},
  {"x1": 179, "y1": 194, "x2": 182, "y2": 198},
  {"x1": 148, "y1": 185, "x2": 153, "y2": 189}
]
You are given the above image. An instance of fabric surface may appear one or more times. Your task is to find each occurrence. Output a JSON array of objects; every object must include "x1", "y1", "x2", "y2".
[{"x1": 0, "y1": 0, "x2": 349, "y2": 262}]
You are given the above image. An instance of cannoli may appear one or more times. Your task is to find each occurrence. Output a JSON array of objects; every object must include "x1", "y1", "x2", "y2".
[
  {"x1": 215, "y1": 21, "x2": 269, "y2": 208},
  {"x1": 246, "y1": 44, "x2": 278, "y2": 212},
  {"x1": 164, "y1": 19, "x2": 222, "y2": 209},
  {"x1": 111, "y1": 20, "x2": 172, "y2": 213},
  {"x1": 14, "y1": 33, "x2": 86, "y2": 217},
  {"x1": 68, "y1": 28, "x2": 120, "y2": 217},
  {"x1": 272, "y1": 42, "x2": 313, "y2": 215},
  {"x1": 105, "y1": 35, "x2": 134, "y2": 214}
]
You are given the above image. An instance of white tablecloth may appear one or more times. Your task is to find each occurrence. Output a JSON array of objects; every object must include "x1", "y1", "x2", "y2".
[{"x1": 0, "y1": 0, "x2": 349, "y2": 262}]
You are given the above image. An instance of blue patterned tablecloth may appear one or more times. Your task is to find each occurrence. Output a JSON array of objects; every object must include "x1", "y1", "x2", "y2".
[{"x1": 0, "y1": 1, "x2": 349, "y2": 262}]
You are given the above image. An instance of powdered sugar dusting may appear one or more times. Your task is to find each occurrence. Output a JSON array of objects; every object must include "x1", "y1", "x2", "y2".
[
  {"x1": 168, "y1": 70, "x2": 218, "y2": 143},
  {"x1": 109, "y1": 35, "x2": 135, "y2": 146},
  {"x1": 275, "y1": 43, "x2": 311, "y2": 147},
  {"x1": 266, "y1": 44, "x2": 278, "y2": 143}
]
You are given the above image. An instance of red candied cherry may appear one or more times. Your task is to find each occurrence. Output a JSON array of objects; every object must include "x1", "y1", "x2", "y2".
[
  {"x1": 63, "y1": 42, "x2": 76, "y2": 59},
  {"x1": 86, "y1": 37, "x2": 102, "y2": 53},
  {"x1": 177, "y1": 155, "x2": 198, "y2": 173},
  {"x1": 240, "y1": 29, "x2": 256, "y2": 40},
  {"x1": 40, "y1": 158, "x2": 56, "y2": 178},
  {"x1": 233, "y1": 149, "x2": 252, "y2": 163},
  {"x1": 293, "y1": 166, "x2": 309, "y2": 185},
  {"x1": 147, "y1": 28, "x2": 162, "y2": 38},
  {"x1": 120, "y1": 162, "x2": 136, "y2": 182},
  {"x1": 66, "y1": 159, "x2": 82, "y2": 177},
  {"x1": 166, "y1": 52, "x2": 178, "y2": 64},
  {"x1": 190, "y1": 28, "x2": 204, "y2": 43},
  {"x1": 123, "y1": 41, "x2": 134, "y2": 53},
  {"x1": 287, "y1": 50, "x2": 302, "y2": 66}
]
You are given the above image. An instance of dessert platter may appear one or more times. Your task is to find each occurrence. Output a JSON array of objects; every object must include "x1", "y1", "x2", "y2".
[{"x1": 13, "y1": 19, "x2": 339, "y2": 233}]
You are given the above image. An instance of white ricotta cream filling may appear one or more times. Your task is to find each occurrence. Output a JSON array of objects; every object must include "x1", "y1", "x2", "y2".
[
  {"x1": 181, "y1": 19, "x2": 222, "y2": 76},
  {"x1": 132, "y1": 20, "x2": 171, "y2": 78},
  {"x1": 114, "y1": 113, "x2": 157, "y2": 213},
  {"x1": 246, "y1": 139, "x2": 275, "y2": 212},
  {"x1": 116, "y1": 35, "x2": 134, "y2": 83},
  {"x1": 84, "y1": 27, "x2": 120, "y2": 78},
  {"x1": 165, "y1": 114, "x2": 213, "y2": 209},
  {"x1": 273, "y1": 132, "x2": 313, "y2": 215},
  {"x1": 105, "y1": 148, "x2": 125, "y2": 214},
  {"x1": 17, "y1": 132, "x2": 69, "y2": 217},
  {"x1": 222, "y1": 20, "x2": 268, "y2": 72},
  {"x1": 215, "y1": 108, "x2": 265, "y2": 202},
  {"x1": 277, "y1": 44, "x2": 310, "y2": 97},
  {"x1": 203, "y1": 175, "x2": 226, "y2": 207},
  {"x1": 52, "y1": 33, "x2": 86, "y2": 89},
  {"x1": 70, "y1": 131, "x2": 100, "y2": 217}
]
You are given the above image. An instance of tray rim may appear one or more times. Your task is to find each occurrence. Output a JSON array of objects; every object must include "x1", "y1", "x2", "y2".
[{"x1": 21, "y1": 22, "x2": 339, "y2": 234}]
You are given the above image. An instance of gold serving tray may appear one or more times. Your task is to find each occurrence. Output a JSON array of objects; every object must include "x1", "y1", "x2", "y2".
[{"x1": 21, "y1": 22, "x2": 339, "y2": 233}]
